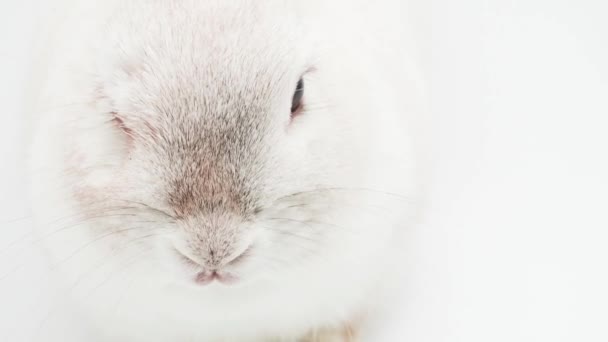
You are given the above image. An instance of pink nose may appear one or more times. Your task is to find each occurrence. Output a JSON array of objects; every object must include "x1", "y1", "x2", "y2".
[
  {"x1": 195, "y1": 270, "x2": 239, "y2": 285},
  {"x1": 173, "y1": 245, "x2": 251, "y2": 286}
]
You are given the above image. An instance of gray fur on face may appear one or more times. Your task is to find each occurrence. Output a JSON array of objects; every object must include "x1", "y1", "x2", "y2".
[{"x1": 103, "y1": 1, "x2": 299, "y2": 220}]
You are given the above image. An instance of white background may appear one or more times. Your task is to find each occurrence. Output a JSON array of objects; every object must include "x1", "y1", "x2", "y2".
[{"x1": 1, "y1": 0, "x2": 607, "y2": 341}]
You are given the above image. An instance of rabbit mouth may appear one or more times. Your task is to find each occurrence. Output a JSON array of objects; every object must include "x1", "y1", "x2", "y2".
[{"x1": 195, "y1": 270, "x2": 240, "y2": 286}]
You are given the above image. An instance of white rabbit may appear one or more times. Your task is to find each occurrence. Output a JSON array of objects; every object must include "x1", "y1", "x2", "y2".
[{"x1": 29, "y1": 0, "x2": 425, "y2": 341}]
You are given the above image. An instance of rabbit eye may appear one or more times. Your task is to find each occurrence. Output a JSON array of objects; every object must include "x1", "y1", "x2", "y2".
[{"x1": 291, "y1": 78, "x2": 304, "y2": 115}]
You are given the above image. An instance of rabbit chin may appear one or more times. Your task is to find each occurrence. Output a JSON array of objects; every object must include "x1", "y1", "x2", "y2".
[{"x1": 53, "y1": 225, "x2": 394, "y2": 342}]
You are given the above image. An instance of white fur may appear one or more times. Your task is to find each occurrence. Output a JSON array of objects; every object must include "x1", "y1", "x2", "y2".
[{"x1": 29, "y1": 1, "x2": 424, "y2": 341}]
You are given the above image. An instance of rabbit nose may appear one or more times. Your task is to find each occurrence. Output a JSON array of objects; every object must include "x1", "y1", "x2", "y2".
[
  {"x1": 195, "y1": 270, "x2": 239, "y2": 285},
  {"x1": 174, "y1": 244, "x2": 251, "y2": 270}
]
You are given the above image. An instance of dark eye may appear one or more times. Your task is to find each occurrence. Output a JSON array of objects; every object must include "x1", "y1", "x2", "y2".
[{"x1": 291, "y1": 78, "x2": 304, "y2": 115}]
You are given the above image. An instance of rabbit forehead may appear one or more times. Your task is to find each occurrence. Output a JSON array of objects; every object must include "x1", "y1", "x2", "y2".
[{"x1": 102, "y1": 0, "x2": 303, "y2": 124}]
